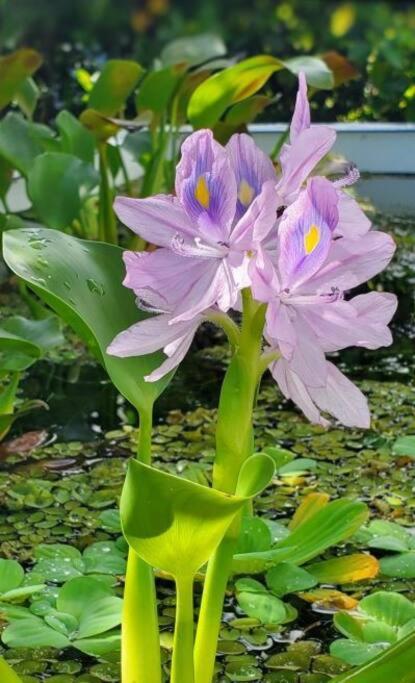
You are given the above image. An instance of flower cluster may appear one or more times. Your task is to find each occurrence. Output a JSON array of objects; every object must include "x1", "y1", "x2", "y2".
[{"x1": 108, "y1": 74, "x2": 397, "y2": 428}]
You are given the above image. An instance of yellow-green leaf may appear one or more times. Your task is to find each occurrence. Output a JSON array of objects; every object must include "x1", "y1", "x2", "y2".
[
  {"x1": 289, "y1": 492, "x2": 330, "y2": 530},
  {"x1": 88, "y1": 60, "x2": 144, "y2": 116},
  {"x1": 0, "y1": 48, "x2": 43, "y2": 111},
  {"x1": 307, "y1": 554, "x2": 379, "y2": 584}
]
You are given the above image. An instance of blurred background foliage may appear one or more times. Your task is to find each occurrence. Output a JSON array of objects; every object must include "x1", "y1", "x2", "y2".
[{"x1": 0, "y1": 0, "x2": 414, "y2": 122}]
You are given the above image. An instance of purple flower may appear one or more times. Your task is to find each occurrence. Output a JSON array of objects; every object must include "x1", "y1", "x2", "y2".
[{"x1": 108, "y1": 74, "x2": 398, "y2": 429}]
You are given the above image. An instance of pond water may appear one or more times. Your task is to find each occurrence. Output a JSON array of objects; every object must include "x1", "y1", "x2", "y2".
[{"x1": 0, "y1": 208, "x2": 414, "y2": 682}]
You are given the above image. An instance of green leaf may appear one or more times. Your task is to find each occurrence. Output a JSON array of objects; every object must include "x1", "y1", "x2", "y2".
[
  {"x1": 236, "y1": 588, "x2": 287, "y2": 625},
  {"x1": 1, "y1": 316, "x2": 64, "y2": 353},
  {"x1": 225, "y1": 95, "x2": 273, "y2": 126},
  {"x1": 28, "y1": 152, "x2": 98, "y2": 229},
  {"x1": 0, "y1": 113, "x2": 55, "y2": 176},
  {"x1": 0, "y1": 327, "x2": 41, "y2": 372},
  {"x1": 56, "y1": 577, "x2": 112, "y2": 621},
  {"x1": 306, "y1": 554, "x2": 379, "y2": 584},
  {"x1": 278, "y1": 457, "x2": 317, "y2": 476},
  {"x1": 392, "y1": 436, "x2": 415, "y2": 458},
  {"x1": 136, "y1": 65, "x2": 186, "y2": 115},
  {"x1": 261, "y1": 446, "x2": 295, "y2": 471},
  {"x1": 282, "y1": 56, "x2": 334, "y2": 89},
  {"x1": 364, "y1": 520, "x2": 414, "y2": 552},
  {"x1": 88, "y1": 60, "x2": 143, "y2": 116},
  {"x1": 266, "y1": 562, "x2": 317, "y2": 597},
  {"x1": 77, "y1": 596, "x2": 123, "y2": 639},
  {"x1": 332, "y1": 632, "x2": 415, "y2": 682},
  {"x1": 331, "y1": 640, "x2": 386, "y2": 666},
  {"x1": 56, "y1": 110, "x2": 95, "y2": 164},
  {"x1": 232, "y1": 547, "x2": 294, "y2": 575},
  {"x1": 14, "y1": 77, "x2": 40, "y2": 119},
  {"x1": 0, "y1": 48, "x2": 43, "y2": 111},
  {"x1": 0, "y1": 656, "x2": 23, "y2": 683},
  {"x1": 380, "y1": 552, "x2": 415, "y2": 579},
  {"x1": 73, "y1": 630, "x2": 121, "y2": 656},
  {"x1": 2, "y1": 616, "x2": 70, "y2": 649},
  {"x1": 359, "y1": 591, "x2": 415, "y2": 628},
  {"x1": 188, "y1": 55, "x2": 285, "y2": 128},
  {"x1": 161, "y1": 33, "x2": 227, "y2": 67},
  {"x1": 83, "y1": 541, "x2": 126, "y2": 575},
  {"x1": 0, "y1": 559, "x2": 24, "y2": 594},
  {"x1": 275, "y1": 499, "x2": 368, "y2": 565},
  {"x1": 121, "y1": 454, "x2": 274, "y2": 578},
  {"x1": 236, "y1": 515, "x2": 272, "y2": 554},
  {"x1": 2, "y1": 228, "x2": 171, "y2": 413}
]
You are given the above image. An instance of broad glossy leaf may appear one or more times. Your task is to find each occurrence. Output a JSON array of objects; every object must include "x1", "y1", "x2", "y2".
[
  {"x1": 56, "y1": 110, "x2": 95, "y2": 164},
  {"x1": 236, "y1": 515, "x2": 272, "y2": 554},
  {"x1": 278, "y1": 457, "x2": 317, "y2": 476},
  {"x1": 359, "y1": 591, "x2": 415, "y2": 628},
  {"x1": 0, "y1": 559, "x2": 24, "y2": 594},
  {"x1": 331, "y1": 639, "x2": 386, "y2": 666},
  {"x1": 73, "y1": 630, "x2": 121, "y2": 656},
  {"x1": 392, "y1": 436, "x2": 415, "y2": 458},
  {"x1": 56, "y1": 577, "x2": 113, "y2": 621},
  {"x1": 0, "y1": 656, "x2": 22, "y2": 683},
  {"x1": 364, "y1": 519, "x2": 414, "y2": 551},
  {"x1": 260, "y1": 446, "x2": 294, "y2": 471},
  {"x1": 121, "y1": 454, "x2": 274, "y2": 578},
  {"x1": 321, "y1": 51, "x2": 359, "y2": 87},
  {"x1": 289, "y1": 492, "x2": 330, "y2": 530},
  {"x1": 136, "y1": 65, "x2": 186, "y2": 115},
  {"x1": 236, "y1": 589, "x2": 287, "y2": 625},
  {"x1": 77, "y1": 596, "x2": 123, "y2": 638},
  {"x1": 188, "y1": 55, "x2": 284, "y2": 128},
  {"x1": 88, "y1": 60, "x2": 143, "y2": 116},
  {"x1": 266, "y1": 562, "x2": 317, "y2": 597},
  {"x1": 380, "y1": 552, "x2": 415, "y2": 579},
  {"x1": 0, "y1": 113, "x2": 54, "y2": 176},
  {"x1": 0, "y1": 49, "x2": 42, "y2": 111},
  {"x1": 3, "y1": 228, "x2": 171, "y2": 413},
  {"x1": 1, "y1": 316, "x2": 64, "y2": 353},
  {"x1": 332, "y1": 632, "x2": 415, "y2": 682},
  {"x1": 282, "y1": 56, "x2": 334, "y2": 89},
  {"x1": 0, "y1": 327, "x2": 41, "y2": 372},
  {"x1": 232, "y1": 547, "x2": 294, "y2": 575},
  {"x1": 277, "y1": 499, "x2": 368, "y2": 565},
  {"x1": 307, "y1": 554, "x2": 379, "y2": 584},
  {"x1": 83, "y1": 541, "x2": 126, "y2": 575},
  {"x1": 28, "y1": 152, "x2": 98, "y2": 229},
  {"x1": 79, "y1": 109, "x2": 119, "y2": 142},
  {"x1": 161, "y1": 34, "x2": 227, "y2": 67},
  {"x1": 2, "y1": 616, "x2": 70, "y2": 649}
]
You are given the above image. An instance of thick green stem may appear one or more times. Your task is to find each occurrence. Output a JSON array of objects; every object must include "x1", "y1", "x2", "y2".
[
  {"x1": 122, "y1": 405, "x2": 161, "y2": 683},
  {"x1": 171, "y1": 575, "x2": 195, "y2": 683},
  {"x1": 98, "y1": 143, "x2": 118, "y2": 244},
  {"x1": 194, "y1": 291, "x2": 266, "y2": 683}
]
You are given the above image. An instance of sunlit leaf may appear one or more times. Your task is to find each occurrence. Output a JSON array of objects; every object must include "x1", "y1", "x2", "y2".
[
  {"x1": 56, "y1": 110, "x2": 95, "y2": 164},
  {"x1": 14, "y1": 77, "x2": 40, "y2": 119},
  {"x1": 330, "y1": 4, "x2": 356, "y2": 38},
  {"x1": 236, "y1": 515, "x2": 272, "y2": 554},
  {"x1": 392, "y1": 436, "x2": 415, "y2": 458},
  {"x1": 266, "y1": 562, "x2": 317, "y2": 597},
  {"x1": 3, "y1": 228, "x2": 172, "y2": 413},
  {"x1": 88, "y1": 60, "x2": 144, "y2": 116},
  {"x1": 299, "y1": 588, "x2": 358, "y2": 610},
  {"x1": 307, "y1": 554, "x2": 379, "y2": 584},
  {"x1": 289, "y1": 492, "x2": 330, "y2": 530},
  {"x1": 79, "y1": 108, "x2": 120, "y2": 142},
  {"x1": 136, "y1": 64, "x2": 187, "y2": 115},
  {"x1": 380, "y1": 552, "x2": 415, "y2": 579},
  {"x1": 121, "y1": 453, "x2": 274, "y2": 578},
  {"x1": 225, "y1": 95, "x2": 273, "y2": 126},
  {"x1": 0, "y1": 48, "x2": 43, "y2": 111},
  {"x1": 2, "y1": 616, "x2": 70, "y2": 649},
  {"x1": 0, "y1": 560, "x2": 24, "y2": 594},
  {"x1": 331, "y1": 640, "x2": 386, "y2": 666},
  {"x1": 0, "y1": 656, "x2": 23, "y2": 682}
]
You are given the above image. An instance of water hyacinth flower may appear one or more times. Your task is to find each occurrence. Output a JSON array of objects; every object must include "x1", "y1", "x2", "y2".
[{"x1": 108, "y1": 73, "x2": 397, "y2": 429}]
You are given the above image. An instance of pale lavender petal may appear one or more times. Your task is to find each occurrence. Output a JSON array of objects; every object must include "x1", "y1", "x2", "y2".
[
  {"x1": 169, "y1": 259, "x2": 236, "y2": 323},
  {"x1": 107, "y1": 313, "x2": 198, "y2": 358},
  {"x1": 114, "y1": 195, "x2": 196, "y2": 247},
  {"x1": 348, "y1": 292, "x2": 397, "y2": 349},
  {"x1": 145, "y1": 326, "x2": 199, "y2": 382},
  {"x1": 270, "y1": 358, "x2": 370, "y2": 428},
  {"x1": 249, "y1": 245, "x2": 280, "y2": 303},
  {"x1": 334, "y1": 192, "x2": 371, "y2": 239},
  {"x1": 122, "y1": 249, "x2": 212, "y2": 312},
  {"x1": 277, "y1": 176, "x2": 339, "y2": 289},
  {"x1": 288, "y1": 312, "x2": 328, "y2": 387},
  {"x1": 309, "y1": 362, "x2": 370, "y2": 428},
  {"x1": 226, "y1": 133, "x2": 277, "y2": 220},
  {"x1": 290, "y1": 72, "x2": 310, "y2": 141},
  {"x1": 175, "y1": 129, "x2": 236, "y2": 242},
  {"x1": 265, "y1": 300, "x2": 296, "y2": 360},
  {"x1": 231, "y1": 181, "x2": 278, "y2": 249},
  {"x1": 303, "y1": 230, "x2": 396, "y2": 293},
  {"x1": 277, "y1": 125, "x2": 336, "y2": 202},
  {"x1": 270, "y1": 358, "x2": 329, "y2": 426}
]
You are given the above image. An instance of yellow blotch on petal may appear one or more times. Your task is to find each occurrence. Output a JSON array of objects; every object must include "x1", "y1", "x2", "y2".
[
  {"x1": 195, "y1": 176, "x2": 210, "y2": 209},
  {"x1": 238, "y1": 180, "x2": 254, "y2": 207},
  {"x1": 304, "y1": 223, "x2": 320, "y2": 255}
]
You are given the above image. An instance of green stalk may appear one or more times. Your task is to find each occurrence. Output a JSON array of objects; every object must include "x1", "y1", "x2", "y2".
[
  {"x1": 98, "y1": 142, "x2": 118, "y2": 244},
  {"x1": 194, "y1": 291, "x2": 266, "y2": 683},
  {"x1": 171, "y1": 575, "x2": 195, "y2": 683},
  {"x1": 121, "y1": 405, "x2": 162, "y2": 683}
]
